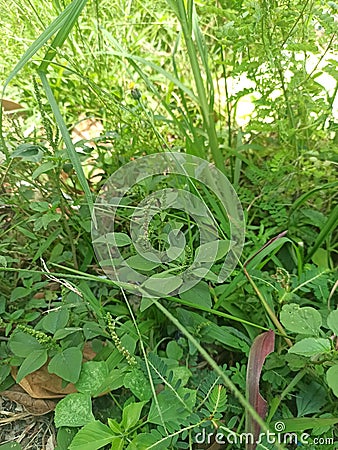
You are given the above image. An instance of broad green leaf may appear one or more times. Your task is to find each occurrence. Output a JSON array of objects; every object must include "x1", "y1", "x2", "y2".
[
  {"x1": 16, "y1": 349, "x2": 48, "y2": 383},
  {"x1": 166, "y1": 341, "x2": 183, "y2": 360},
  {"x1": 29, "y1": 202, "x2": 50, "y2": 212},
  {"x1": 56, "y1": 427, "x2": 77, "y2": 450},
  {"x1": 107, "y1": 418, "x2": 122, "y2": 433},
  {"x1": 55, "y1": 393, "x2": 94, "y2": 428},
  {"x1": 92, "y1": 232, "x2": 131, "y2": 247},
  {"x1": 280, "y1": 304, "x2": 322, "y2": 335},
  {"x1": 288, "y1": 338, "x2": 331, "y2": 357},
  {"x1": 124, "y1": 369, "x2": 152, "y2": 401},
  {"x1": 10, "y1": 144, "x2": 44, "y2": 162},
  {"x1": 48, "y1": 347, "x2": 82, "y2": 383},
  {"x1": 194, "y1": 239, "x2": 231, "y2": 263},
  {"x1": 75, "y1": 361, "x2": 108, "y2": 396},
  {"x1": 10, "y1": 287, "x2": 31, "y2": 302},
  {"x1": 326, "y1": 365, "x2": 338, "y2": 397},
  {"x1": 9, "y1": 331, "x2": 44, "y2": 357},
  {"x1": 125, "y1": 254, "x2": 161, "y2": 271},
  {"x1": 69, "y1": 421, "x2": 114, "y2": 450},
  {"x1": 92, "y1": 368, "x2": 126, "y2": 395},
  {"x1": 148, "y1": 388, "x2": 196, "y2": 428},
  {"x1": 110, "y1": 437, "x2": 124, "y2": 450},
  {"x1": 121, "y1": 401, "x2": 146, "y2": 430},
  {"x1": 41, "y1": 308, "x2": 69, "y2": 334},
  {"x1": 142, "y1": 274, "x2": 182, "y2": 296},
  {"x1": 327, "y1": 310, "x2": 338, "y2": 335},
  {"x1": 179, "y1": 281, "x2": 211, "y2": 308},
  {"x1": 296, "y1": 381, "x2": 327, "y2": 416},
  {"x1": 32, "y1": 161, "x2": 56, "y2": 180},
  {"x1": 170, "y1": 366, "x2": 192, "y2": 387},
  {"x1": 54, "y1": 327, "x2": 83, "y2": 340}
]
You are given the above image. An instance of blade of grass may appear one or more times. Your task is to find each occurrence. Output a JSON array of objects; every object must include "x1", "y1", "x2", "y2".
[
  {"x1": 39, "y1": 0, "x2": 88, "y2": 72},
  {"x1": 1, "y1": 0, "x2": 88, "y2": 155},
  {"x1": 167, "y1": 0, "x2": 224, "y2": 172},
  {"x1": 38, "y1": 71, "x2": 94, "y2": 218},
  {"x1": 305, "y1": 205, "x2": 338, "y2": 262}
]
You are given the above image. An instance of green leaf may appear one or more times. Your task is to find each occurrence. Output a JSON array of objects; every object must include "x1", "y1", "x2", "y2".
[
  {"x1": 0, "y1": 256, "x2": 7, "y2": 267},
  {"x1": 92, "y1": 232, "x2": 131, "y2": 247},
  {"x1": 10, "y1": 287, "x2": 31, "y2": 302},
  {"x1": 39, "y1": 0, "x2": 89, "y2": 72},
  {"x1": 148, "y1": 388, "x2": 196, "y2": 429},
  {"x1": 121, "y1": 401, "x2": 146, "y2": 430},
  {"x1": 166, "y1": 341, "x2": 183, "y2": 360},
  {"x1": 55, "y1": 393, "x2": 94, "y2": 428},
  {"x1": 288, "y1": 338, "x2": 331, "y2": 357},
  {"x1": 54, "y1": 327, "x2": 83, "y2": 340},
  {"x1": 39, "y1": 71, "x2": 94, "y2": 219},
  {"x1": 75, "y1": 361, "x2": 108, "y2": 396},
  {"x1": 326, "y1": 365, "x2": 338, "y2": 397},
  {"x1": 10, "y1": 144, "x2": 44, "y2": 162},
  {"x1": 123, "y1": 369, "x2": 152, "y2": 401},
  {"x1": 92, "y1": 368, "x2": 126, "y2": 395},
  {"x1": 0, "y1": 443, "x2": 22, "y2": 450},
  {"x1": 32, "y1": 161, "x2": 56, "y2": 180},
  {"x1": 68, "y1": 421, "x2": 115, "y2": 450},
  {"x1": 327, "y1": 310, "x2": 338, "y2": 335},
  {"x1": 107, "y1": 418, "x2": 122, "y2": 433},
  {"x1": 109, "y1": 437, "x2": 124, "y2": 450},
  {"x1": 123, "y1": 368, "x2": 152, "y2": 401},
  {"x1": 41, "y1": 308, "x2": 69, "y2": 334},
  {"x1": 16, "y1": 349, "x2": 48, "y2": 383},
  {"x1": 128, "y1": 429, "x2": 171, "y2": 449},
  {"x1": 142, "y1": 274, "x2": 183, "y2": 296},
  {"x1": 274, "y1": 417, "x2": 338, "y2": 432},
  {"x1": 9, "y1": 331, "x2": 44, "y2": 357},
  {"x1": 48, "y1": 347, "x2": 82, "y2": 383},
  {"x1": 125, "y1": 254, "x2": 161, "y2": 271},
  {"x1": 69, "y1": 421, "x2": 115, "y2": 450},
  {"x1": 194, "y1": 239, "x2": 231, "y2": 263},
  {"x1": 280, "y1": 304, "x2": 322, "y2": 335},
  {"x1": 179, "y1": 281, "x2": 211, "y2": 308},
  {"x1": 296, "y1": 381, "x2": 327, "y2": 416},
  {"x1": 170, "y1": 366, "x2": 192, "y2": 387},
  {"x1": 56, "y1": 427, "x2": 78, "y2": 450}
]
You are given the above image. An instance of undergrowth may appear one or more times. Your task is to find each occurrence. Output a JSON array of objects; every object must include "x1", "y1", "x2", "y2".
[{"x1": 0, "y1": 0, "x2": 337, "y2": 449}]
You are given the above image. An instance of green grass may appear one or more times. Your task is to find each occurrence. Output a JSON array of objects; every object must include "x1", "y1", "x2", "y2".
[{"x1": 0, "y1": 0, "x2": 337, "y2": 448}]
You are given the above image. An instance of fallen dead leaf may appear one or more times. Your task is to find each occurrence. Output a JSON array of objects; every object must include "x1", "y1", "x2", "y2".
[
  {"x1": 11, "y1": 365, "x2": 77, "y2": 399},
  {"x1": 1, "y1": 99, "x2": 25, "y2": 115},
  {"x1": 1, "y1": 385, "x2": 56, "y2": 415},
  {"x1": 9, "y1": 342, "x2": 97, "y2": 399}
]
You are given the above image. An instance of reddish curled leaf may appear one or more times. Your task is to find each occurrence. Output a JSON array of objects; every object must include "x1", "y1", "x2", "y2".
[{"x1": 246, "y1": 330, "x2": 275, "y2": 450}]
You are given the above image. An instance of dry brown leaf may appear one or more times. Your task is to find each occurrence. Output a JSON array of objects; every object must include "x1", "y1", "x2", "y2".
[
  {"x1": 11, "y1": 365, "x2": 77, "y2": 399},
  {"x1": 10, "y1": 342, "x2": 97, "y2": 399},
  {"x1": 1, "y1": 385, "x2": 56, "y2": 415},
  {"x1": 1, "y1": 99, "x2": 25, "y2": 115}
]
